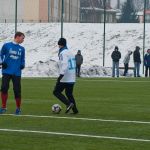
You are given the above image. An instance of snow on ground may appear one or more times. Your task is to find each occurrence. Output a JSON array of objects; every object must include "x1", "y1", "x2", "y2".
[{"x1": 0, "y1": 23, "x2": 149, "y2": 77}]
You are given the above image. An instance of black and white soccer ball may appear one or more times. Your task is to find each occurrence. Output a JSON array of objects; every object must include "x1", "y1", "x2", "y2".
[{"x1": 52, "y1": 104, "x2": 62, "y2": 114}]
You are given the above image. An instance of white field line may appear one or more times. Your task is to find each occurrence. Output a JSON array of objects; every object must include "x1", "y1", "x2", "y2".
[
  {"x1": 3, "y1": 114, "x2": 150, "y2": 125},
  {"x1": 0, "y1": 128, "x2": 150, "y2": 142}
]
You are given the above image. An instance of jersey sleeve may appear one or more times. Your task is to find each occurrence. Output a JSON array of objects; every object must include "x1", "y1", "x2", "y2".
[
  {"x1": 0, "y1": 44, "x2": 6, "y2": 63},
  {"x1": 59, "y1": 51, "x2": 68, "y2": 75},
  {"x1": 21, "y1": 47, "x2": 25, "y2": 67}
]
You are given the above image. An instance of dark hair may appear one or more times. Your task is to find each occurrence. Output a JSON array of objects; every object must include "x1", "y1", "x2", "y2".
[
  {"x1": 147, "y1": 49, "x2": 150, "y2": 52},
  {"x1": 58, "y1": 38, "x2": 66, "y2": 46},
  {"x1": 115, "y1": 46, "x2": 118, "y2": 51},
  {"x1": 14, "y1": 32, "x2": 25, "y2": 38},
  {"x1": 136, "y1": 46, "x2": 140, "y2": 51}
]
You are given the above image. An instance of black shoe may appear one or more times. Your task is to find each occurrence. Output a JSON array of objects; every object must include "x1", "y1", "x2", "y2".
[
  {"x1": 70, "y1": 111, "x2": 79, "y2": 115},
  {"x1": 72, "y1": 110, "x2": 79, "y2": 114},
  {"x1": 65, "y1": 103, "x2": 74, "y2": 114},
  {"x1": 72, "y1": 106, "x2": 78, "y2": 114}
]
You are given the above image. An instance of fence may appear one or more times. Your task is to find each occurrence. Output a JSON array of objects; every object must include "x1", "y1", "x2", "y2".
[{"x1": 0, "y1": 0, "x2": 149, "y2": 74}]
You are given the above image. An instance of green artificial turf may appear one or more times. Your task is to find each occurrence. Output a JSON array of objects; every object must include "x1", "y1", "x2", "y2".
[{"x1": 0, "y1": 78, "x2": 150, "y2": 150}]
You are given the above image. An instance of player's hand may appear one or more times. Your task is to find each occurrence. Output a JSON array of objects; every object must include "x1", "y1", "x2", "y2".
[
  {"x1": 20, "y1": 65, "x2": 25, "y2": 70},
  {"x1": 57, "y1": 74, "x2": 64, "y2": 83},
  {"x1": 2, "y1": 63, "x2": 7, "y2": 69}
]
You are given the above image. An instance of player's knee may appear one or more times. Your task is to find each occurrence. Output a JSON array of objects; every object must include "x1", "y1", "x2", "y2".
[
  {"x1": 53, "y1": 90, "x2": 58, "y2": 96},
  {"x1": 1, "y1": 86, "x2": 8, "y2": 93},
  {"x1": 65, "y1": 92, "x2": 73, "y2": 99},
  {"x1": 53, "y1": 90, "x2": 61, "y2": 97}
]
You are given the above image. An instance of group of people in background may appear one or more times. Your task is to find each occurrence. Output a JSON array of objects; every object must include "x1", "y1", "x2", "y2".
[{"x1": 111, "y1": 46, "x2": 150, "y2": 77}]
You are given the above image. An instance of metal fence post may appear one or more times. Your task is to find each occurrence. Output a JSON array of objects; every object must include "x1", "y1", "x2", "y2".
[
  {"x1": 103, "y1": 0, "x2": 106, "y2": 67},
  {"x1": 61, "y1": 0, "x2": 64, "y2": 38},
  {"x1": 143, "y1": 0, "x2": 146, "y2": 74},
  {"x1": 15, "y1": 0, "x2": 17, "y2": 33}
]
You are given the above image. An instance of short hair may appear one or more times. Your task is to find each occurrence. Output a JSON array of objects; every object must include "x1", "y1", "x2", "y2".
[
  {"x1": 136, "y1": 46, "x2": 140, "y2": 50},
  {"x1": 58, "y1": 38, "x2": 66, "y2": 46},
  {"x1": 147, "y1": 49, "x2": 150, "y2": 52},
  {"x1": 14, "y1": 32, "x2": 25, "y2": 38},
  {"x1": 115, "y1": 46, "x2": 118, "y2": 50}
]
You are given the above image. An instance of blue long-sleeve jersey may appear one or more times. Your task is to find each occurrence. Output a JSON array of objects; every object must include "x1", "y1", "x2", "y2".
[
  {"x1": 0, "y1": 42, "x2": 25, "y2": 76},
  {"x1": 144, "y1": 53, "x2": 150, "y2": 67}
]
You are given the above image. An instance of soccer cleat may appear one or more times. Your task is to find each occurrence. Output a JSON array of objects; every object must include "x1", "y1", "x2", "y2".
[
  {"x1": 0, "y1": 108, "x2": 7, "y2": 114},
  {"x1": 65, "y1": 103, "x2": 74, "y2": 114},
  {"x1": 71, "y1": 110, "x2": 79, "y2": 114},
  {"x1": 15, "y1": 108, "x2": 21, "y2": 115},
  {"x1": 72, "y1": 106, "x2": 79, "y2": 114}
]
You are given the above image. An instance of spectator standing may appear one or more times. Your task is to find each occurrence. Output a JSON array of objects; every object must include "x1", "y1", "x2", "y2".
[
  {"x1": 111, "y1": 46, "x2": 121, "y2": 77},
  {"x1": 75, "y1": 50, "x2": 83, "y2": 77},
  {"x1": 123, "y1": 51, "x2": 132, "y2": 76},
  {"x1": 133, "y1": 46, "x2": 141, "y2": 77},
  {"x1": 144, "y1": 49, "x2": 150, "y2": 77}
]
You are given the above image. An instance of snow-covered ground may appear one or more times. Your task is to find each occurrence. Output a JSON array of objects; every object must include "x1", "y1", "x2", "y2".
[{"x1": 0, "y1": 23, "x2": 149, "y2": 77}]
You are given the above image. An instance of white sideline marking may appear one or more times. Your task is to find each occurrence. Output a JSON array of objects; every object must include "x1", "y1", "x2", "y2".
[
  {"x1": 3, "y1": 114, "x2": 150, "y2": 125},
  {"x1": 0, "y1": 128, "x2": 150, "y2": 142}
]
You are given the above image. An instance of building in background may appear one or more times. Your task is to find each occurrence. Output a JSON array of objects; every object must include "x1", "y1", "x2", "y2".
[
  {"x1": 0, "y1": 0, "x2": 80, "y2": 23},
  {"x1": 135, "y1": 0, "x2": 150, "y2": 23},
  {"x1": 80, "y1": 0, "x2": 117, "y2": 23}
]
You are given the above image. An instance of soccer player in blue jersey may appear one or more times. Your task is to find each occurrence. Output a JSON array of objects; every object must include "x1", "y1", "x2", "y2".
[
  {"x1": 53, "y1": 38, "x2": 78, "y2": 114},
  {"x1": 0, "y1": 32, "x2": 25, "y2": 115}
]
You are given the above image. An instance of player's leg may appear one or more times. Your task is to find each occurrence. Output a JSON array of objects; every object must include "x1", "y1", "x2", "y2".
[
  {"x1": 78, "y1": 65, "x2": 81, "y2": 77},
  {"x1": 112, "y1": 61, "x2": 115, "y2": 77},
  {"x1": 76, "y1": 65, "x2": 78, "y2": 76},
  {"x1": 116, "y1": 62, "x2": 119, "y2": 77},
  {"x1": 148, "y1": 66, "x2": 150, "y2": 77},
  {"x1": 137, "y1": 63, "x2": 140, "y2": 77},
  {"x1": 12, "y1": 75, "x2": 21, "y2": 114},
  {"x1": 145, "y1": 66, "x2": 148, "y2": 77},
  {"x1": 65, "y1": 83, "x2": 78, "y2": 114},
  {"x1": 134, "y1": 62, "x2": 137, "y2": 77},
  {"x1": 0, "y1": 74, "x2": 11, "y2": 113},
  {"x1": 53, "y1": 82, "x2": 70, "y2": 106}
]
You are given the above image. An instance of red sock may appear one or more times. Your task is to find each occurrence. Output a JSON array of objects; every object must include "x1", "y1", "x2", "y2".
[
  {"x1": 15, "y1": 98, "x2": 21, "y2": 109},
  {"x1": 1, "y1": 93, "x2": 8, "y2": 108}
]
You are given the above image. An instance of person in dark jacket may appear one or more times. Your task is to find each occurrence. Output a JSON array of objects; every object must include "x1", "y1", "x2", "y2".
[
  {"x1": 75, "y1": 50, "x2": 83, "y2": 77},
  {"x1": 133, "y1": 46, "x2": 141, "y2": 77},
  {"x1": 144, "y1": 49, "x2": 150, "y2": 77},
  {"x1": 0, "y1": 32, "x2": 25, "y2": 115},
  {"x1": 111, "y1": 46, "x2": 121, "y2": 77}
]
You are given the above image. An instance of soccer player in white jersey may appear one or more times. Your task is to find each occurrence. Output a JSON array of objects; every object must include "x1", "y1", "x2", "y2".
[{"x1": 53, "y1": 38, "x2": 78, "y2": 114}]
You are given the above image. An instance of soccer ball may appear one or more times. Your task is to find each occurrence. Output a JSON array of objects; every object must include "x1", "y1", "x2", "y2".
[{"x1": 52, "y1": 104, "x2": 62, "y2": 114}]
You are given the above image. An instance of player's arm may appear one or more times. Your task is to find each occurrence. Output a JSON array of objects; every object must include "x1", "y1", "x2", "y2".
[
  {"x1": 57, "y1": 52, "x2": 68, "y2": 82},
  {"x1": 0, "y1": 44, "x2": 6, "y2": 63},
  {"x1": 20, "y1": 48, "x2": 25, "y2": 69},
  {"x1": 0, "y1": 44, "x2": 8, "y2": 69}
]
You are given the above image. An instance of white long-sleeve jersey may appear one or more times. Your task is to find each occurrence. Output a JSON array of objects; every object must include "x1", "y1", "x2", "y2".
[
  {"x1": 58, "y1": 48, "x2": 76, "y2": 83},
  {"x1": 123, "y1": 51, "x2": 132, "y2": 64}
]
